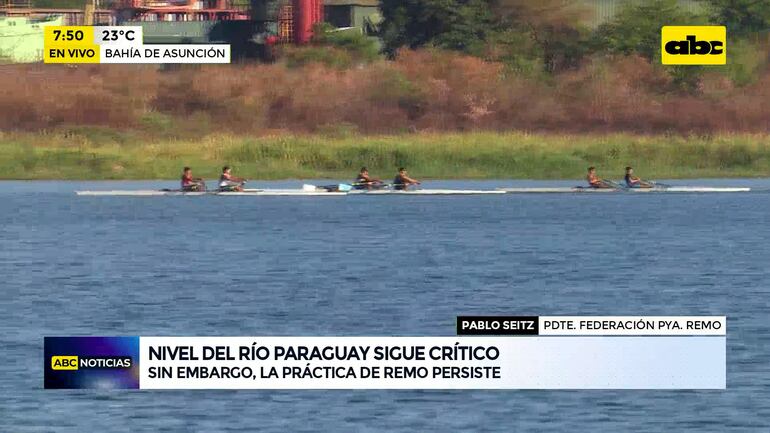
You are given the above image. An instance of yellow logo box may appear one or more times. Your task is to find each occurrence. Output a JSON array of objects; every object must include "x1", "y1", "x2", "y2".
[
  {"x1": 51, "y1": 356, "x2": 79, "y2": 370},
  {"x1": 661, "y1": 26, "x2": 726, "y2": 65}
]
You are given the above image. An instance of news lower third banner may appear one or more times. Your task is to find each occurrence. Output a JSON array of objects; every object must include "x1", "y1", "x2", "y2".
[
  {"x1": 44, "y1": 26, "x2": 230, "y2": 64},
  {"x1": 45, "y1": 316, "x2": 726, "y2": 390}
]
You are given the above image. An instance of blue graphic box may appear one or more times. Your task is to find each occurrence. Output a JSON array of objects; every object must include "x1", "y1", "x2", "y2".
[{"x1": 44, "y1": 336, "x2": 140, "y2": 389}]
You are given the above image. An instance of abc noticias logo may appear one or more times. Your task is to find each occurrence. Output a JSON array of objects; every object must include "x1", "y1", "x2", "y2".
[
  {"x1": 661, "y1": 26, "x2": 726, "y2": 65},
  {"x1": 51, "y1": 355, "x2": 132, "y2": 370}
]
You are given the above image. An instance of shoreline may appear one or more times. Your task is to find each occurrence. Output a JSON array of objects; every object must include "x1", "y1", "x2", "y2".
[{"x1": 2, "y1": 131, "x2": 769, "y2": 180}]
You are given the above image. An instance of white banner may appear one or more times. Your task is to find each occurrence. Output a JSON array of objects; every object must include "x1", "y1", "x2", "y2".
[
  {"x1": 140, "y1": 336, "x2": 725, "y2": 389},
  {"x1": 101, "y1": 44, "x2": 231, "y2": 64},
  {"x1": 539, "y1": 316, "x2": 726, "y2": 335},
  {"x1": 94, "y1": 26, "x2": 143, "y2": 46}
]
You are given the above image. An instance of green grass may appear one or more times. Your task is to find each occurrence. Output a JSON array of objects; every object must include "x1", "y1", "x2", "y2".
[{"x1": 1, "y1": 130, "x2": 770, "y2": 180}]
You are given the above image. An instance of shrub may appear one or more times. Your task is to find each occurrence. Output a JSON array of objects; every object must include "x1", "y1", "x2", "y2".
[{"x1": 2, "y1": 50, "x2": 770, "y2": 135}]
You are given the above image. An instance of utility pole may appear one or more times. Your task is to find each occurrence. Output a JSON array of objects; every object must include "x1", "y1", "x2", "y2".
[{"x1": 83, "y1": 0, "x2": 98, "y2": 25}]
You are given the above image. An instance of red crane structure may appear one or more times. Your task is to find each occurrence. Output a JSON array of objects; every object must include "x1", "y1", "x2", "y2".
[{"x1": 291, "y1": 0, "x2": 322, "y2": 44}]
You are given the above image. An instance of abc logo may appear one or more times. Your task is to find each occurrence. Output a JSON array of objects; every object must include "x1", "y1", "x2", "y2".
[
  {"x1": 51, "y1": 356, "x2": 79, "y2": 370},
  {"x1": 661, "y1": 26, "x2": 726, "y2": 65},
  {"x1": 665, "y1": 35, "x2": 723, "y2": 55}
]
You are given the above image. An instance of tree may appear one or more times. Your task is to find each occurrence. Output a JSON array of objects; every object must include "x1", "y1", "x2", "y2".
[
  {"x1": 492, "y1": 0, "x2": 591, "y2": 73},
  {"x1": 379, "y1": 0, "x2": 495, "y2": 56},
  {"x1": 702, "y1": 0, "x2": 770, "y2": 37},
  {"x1": 593, "y1": 0, "x2": 707, "y2": 61},
  {"x1": 592, "y1": 0, "x2": 709, "y2": 93},
  {"x1": 380, "y1": 0, "x2": 591, "y2": 74}
]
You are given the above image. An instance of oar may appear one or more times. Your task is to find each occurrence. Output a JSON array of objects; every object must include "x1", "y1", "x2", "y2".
[
  {"x1": 314, "y1": 183, "x2": 355, "y2": 192},
  {"x1": 629, "y1": 180, "x2": 668, "y2": 189},
  {"x1": 350, "y1": 181, "x2": 385, "y2": 186},
  {"x1": 602, "y1": 179, "x2": 624, "y2": 189},
  {"x1": 349, "y1": 182, "x2": 403, "y2": 190},
  {"x1": 386, "y1": 182, "x2": 422, "y2": 190},
  {"x1": 347, "y1": 183, "x2": 409, "y2": 191}
]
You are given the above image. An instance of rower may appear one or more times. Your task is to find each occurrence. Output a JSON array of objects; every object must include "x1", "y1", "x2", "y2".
[
  {"x1": 354, "y1": 167, "x2": 383, "y2": 190},
  {"x1": 219, "y1": 166, "x2": 246, "y2": 192},
  {"x1": 393, "y1": 167, "x2": 420, "y2": 190},
  {"x1": 586, "y1": 166, "x2": 613, "y2": 189},
  {"x1": 181, "y1": 167, "x2": 206, "y2": 192},
  {"x1": 624, "y1": 166, "x2": 653, "y2": 188}
]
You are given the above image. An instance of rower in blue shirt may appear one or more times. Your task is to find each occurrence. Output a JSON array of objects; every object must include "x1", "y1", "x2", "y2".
[{"x1": 624, "y1": 166, "x2": 653, "y2": 188}]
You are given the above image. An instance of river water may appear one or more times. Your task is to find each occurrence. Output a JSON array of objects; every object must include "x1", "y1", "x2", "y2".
[{"x1": 1, "y1": 179, "x2": 769, "y2": 432}]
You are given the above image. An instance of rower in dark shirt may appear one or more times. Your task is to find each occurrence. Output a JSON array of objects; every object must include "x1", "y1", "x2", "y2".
[
  {"x1": 393, "y1": 167, "x2": 420, "y2": 190},
  {"x1": 354, "y1": 167, "x2": 383, "y2": 190}
]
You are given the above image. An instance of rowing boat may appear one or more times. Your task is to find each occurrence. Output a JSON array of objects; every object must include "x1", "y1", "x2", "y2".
[
  {"x1": 74, "y1": 188, "x2": 505, "y2": 196},
  {"x1": 75, "y1": 189, "x2": 346, "y2": 196},
  {"x1": 498, "y1": 186, "x2": 751, "y2": 193}
]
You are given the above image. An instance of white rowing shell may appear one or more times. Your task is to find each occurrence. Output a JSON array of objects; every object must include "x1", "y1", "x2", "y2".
[
  {"x1": 75, "y1": 189, "x2": 503, "y2": 196},
  {"x1": 74, "y1": 187, "x2": 751, "y2": 196},
  {"x1": 349, "y1": 189, "x2": 505, "y2": 195},
  {"x1": 498, "y1": 187, "x2": 751, "y2": 193}
]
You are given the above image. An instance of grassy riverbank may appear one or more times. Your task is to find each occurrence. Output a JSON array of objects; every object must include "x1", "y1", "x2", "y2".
[{"x1": 1, "y1": 130, "x2": 769, "y2": 180}]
